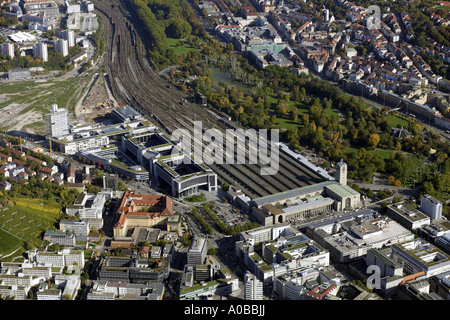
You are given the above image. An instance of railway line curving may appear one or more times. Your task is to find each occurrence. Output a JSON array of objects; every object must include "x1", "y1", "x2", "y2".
[{"x1": 92, "y1": 0, "x2": 330, "y2": 198}]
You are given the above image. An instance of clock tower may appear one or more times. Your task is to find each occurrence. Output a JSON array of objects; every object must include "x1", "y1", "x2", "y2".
[{"x1": 336, "y1": 159, "x2": 347, "y2": 185}]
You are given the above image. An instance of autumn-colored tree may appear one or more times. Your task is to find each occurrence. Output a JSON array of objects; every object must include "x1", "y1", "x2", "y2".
[
  {"x1": 387, "y1": 175, "x2": 396, "y2": 185},
  {"x1": 411, "y1": 123, "x2": 423, "y2": 135},
  {"x1": 368, "y1": 133, "x2": 380, "y2": 149},
  {"x1": 302, "y1": 113, "x2": 309, "y2": 126},
  {"x1": 292, "y1": 107, "x2": 299, "y2": 121},
  {"x1": 275, "y1": 103, "x2": 288, "y2": 117}
]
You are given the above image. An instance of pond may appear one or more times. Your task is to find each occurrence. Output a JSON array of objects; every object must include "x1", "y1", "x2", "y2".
[{"x1": 210, "y1": 67, "x2": 254, "y2": 95}]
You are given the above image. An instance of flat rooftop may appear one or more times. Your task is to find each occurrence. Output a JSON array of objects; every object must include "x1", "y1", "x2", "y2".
[
  {"x1": 324, "y1": 219, "x2": 413, "y2": 254},
  {"x1": 388, "y1": 202, "x2": 430, "y2": 221},
  {"x1": 252, "y1": 180, "x2": 338, "y2": 207},
  {"x1": 395, "y1": 239, "x2": 450, "y2": 267}
]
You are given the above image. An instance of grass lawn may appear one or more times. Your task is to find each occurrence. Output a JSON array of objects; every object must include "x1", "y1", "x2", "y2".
[
  {"x1": 167, "y1": 37, "x2": 198, "y2": 55},
  {"x1": 265, "y1": 95, "x2": 339, "y2": 130},
  {"x1": 386, "y1": 115, "x2": 410, "y2": 128},
  {"x1": 274, "y1": 117, "x2": 303, "y2": 129},
  {"x1": 184, "y1": 193, "x2": 207, "y2": 202},
  {"x1": 266, "y1": 96, "x2": 308, "y2": 112},
  {"x1": 369, "y1": 149, "x2": 393, "y2": 159}
]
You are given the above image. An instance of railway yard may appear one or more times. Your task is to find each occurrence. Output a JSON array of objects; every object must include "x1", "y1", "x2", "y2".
[{"x1": 91, "y1": 0, "x2": 328, "y2": 199}]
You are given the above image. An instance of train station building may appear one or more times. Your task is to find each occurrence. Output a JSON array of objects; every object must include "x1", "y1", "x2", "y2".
[{"x1": 250, "y1": 180, "x2": 361, "y2": 226}]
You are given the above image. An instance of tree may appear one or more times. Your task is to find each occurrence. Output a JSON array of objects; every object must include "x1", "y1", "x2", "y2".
[
  {"x1": 392, "y1": 196, "x2": 401, "y2": 204},
  {"x1": 411, "y1": 123, "x2": 423, "y2": 135},
  {"x1": 275, "y1": 103, "x2": 288, "y2": 117},
  {"x1": 291, "y1": 107, "x2": 299, "y2": 121},
  {"x1": 166, "y1": 19, "x2": 192, "y2": 39},
  {"x1": 302, "y1": 113, "x2": 309, "y2": 126},
  {"x1": 368, "y1": 133, "x2": 380, "y2": 149},
  {"x1": 387, "y1": 175, "x2": 396, "y2": 186}
]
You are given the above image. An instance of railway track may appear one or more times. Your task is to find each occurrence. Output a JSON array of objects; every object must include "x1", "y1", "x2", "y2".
[{"x1": 92, "y1": 0, "x2": 328, "y2": 199}]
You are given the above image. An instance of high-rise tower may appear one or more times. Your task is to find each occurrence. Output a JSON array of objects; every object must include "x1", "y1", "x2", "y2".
[
  {"x1": 335, "y1": 159, "x2": 347, "y2": 185},
  {"x1": 44, "y1": 104, "x2": 70, "y2": 138}
]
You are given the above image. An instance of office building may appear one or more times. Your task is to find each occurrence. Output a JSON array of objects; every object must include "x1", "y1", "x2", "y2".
[
  {"x1": 21, "y1": 0, "x2": 59, "y2": 16},
  {"x1": 387, "y1": 202, "x2": 431, "y2": 230},
  {"x1": 43, "y1": 230, "x2": 76, "y2": 246},
  {"x1": 391, "y1": 239, "x2": 450, "y2": 278},
  {"x1": 236, "y1": 225, "x2": 328, "y2": 285},
  {"x1": 306, "y1": 209, "x2": 414, "y2": 263},
  {"x1": 87, "y1": 280, "x2": 164, "y2": 300},
  {"x1": 420, "y1": 194, "x2": 443, "y2": 220},
  {"x1": 44, "y1": 104, "x2": 70, "y2": 137},
  {"x1": 187, "y1": 236, "x2": 208, "y2": 266},
  {"x1": 122, "y1": 129, "x2": 217, "y2": 198},
  {"x1": 0, "y1": 285, "x2": 28, "y2": 300},
  {"x1": 103, "y1": 174, "x2": 119, "y2": 190},
  {"x1": 435, "y1": 232, "x2": 450, "y2": 255},
  {"x1": 397, "y1": 278, "x2": 444, "y2": 300},
  {"x1": 179, "y1": 259, "x2": 239, "y2": 300},
  {"x1": 66, "y1": 192, "x2": 106, "y2": 219},
  {"x1": 28, "y1": 248, "x2": 85, "y2": 268},
  {"x1": 244, "y1": 271, "x2": 263, "y2": 300},
  {"x1": 430, "y1": 270, "x2": 450, "y2": 300},
  {"x1": 55, "y1": 275, "x2": 81, "y2": 300},
  {"x1": 36, "y1": 289, "x2": 62, "y2": 300},
  {"x1": 97, "y1": 255, "x2": 170, "y2": 283},
  {"x1": 59, "y1": 219, "x2": 90, "y2": 235}
]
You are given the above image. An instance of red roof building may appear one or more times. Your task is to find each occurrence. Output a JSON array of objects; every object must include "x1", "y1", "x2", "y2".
[{"x1": 113, "y1": 190, "x2": 174, "y2": 237}]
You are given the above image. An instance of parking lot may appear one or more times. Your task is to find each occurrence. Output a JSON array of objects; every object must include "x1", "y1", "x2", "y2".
[{"x1": 214, "y1": 201, "x2": 249, "y2": 228}]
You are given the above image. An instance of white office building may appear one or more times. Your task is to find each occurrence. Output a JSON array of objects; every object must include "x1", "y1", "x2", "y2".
[
  {"x1": 391, "y1": 239, "x2": 450, "y2": 278},
  {"x1": 420, "y1": 194, "x2": 443, "y2": 220},
  {"x1": 44, "y1": 104, "x2": 70, "y2": 137},
  {"x1": 187, "y1": 236, "x2": 208, "y2": 265},
  {"x1": 59, "y1": 219, "x2": 90, "y2": 235},
  {"x1": 29, "y1": 249, "x2": 85, "y2": 268},
  {"x1": 55, "y1": 275, "x2": 81, "y2": 300},
  {"x1": 66, "y1": 192, "x2": 106, "y2": 219},
  {"x1": 244, "y1": 271, "x2": 263, "y2": 300},
  {"x1": 36, "y1": 289, "x2": 62, "y2": 300}
]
